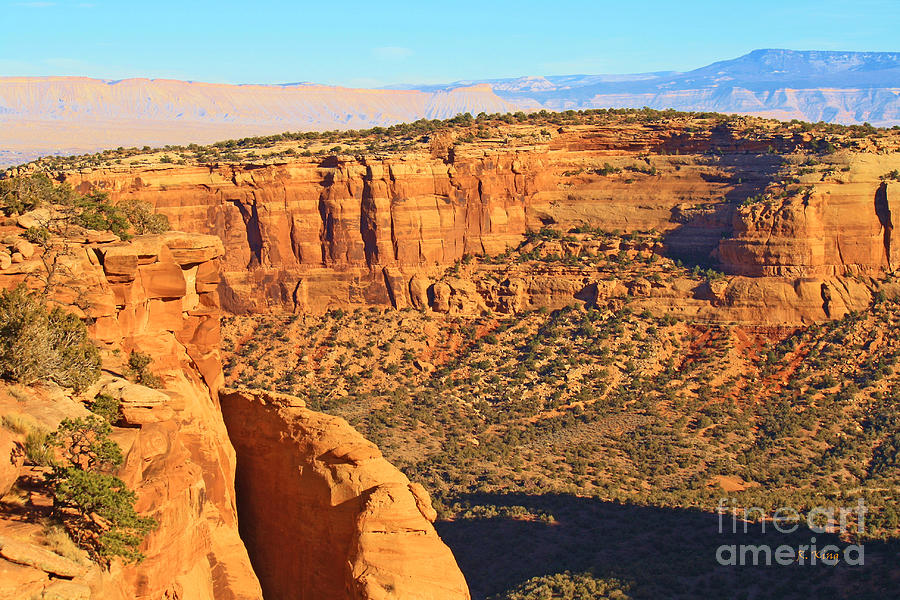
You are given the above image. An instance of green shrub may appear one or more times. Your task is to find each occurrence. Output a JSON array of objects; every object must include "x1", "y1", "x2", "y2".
[
  {"x1": 119, "y1": 200, "x2": 170, "y2": 235},
  {"x1": 24, "y1": 226, "x2": 51, "y2": 245},
  {"x1": 51, "y1": 416, "x2": 122, "y2": 469},
  {"x1": 0, "y1": 287, "x2": 100, "y2": 391},
  {"x1": 127, "y1": 351, "x2": 162, "y2": 388},
  {"x1": 0, "y1": 173, "x2": 75, "y2": 215},
  {"x1": 595, "y1": 163, "x2": 622, "y2": 176},
  {"x1": 869, "y1": 430, "x2": 900, "y2": 478},
  {"x1": 493, "y1": 571, "x2": 632, "y2": 600},
  {"x1": 89, "y1": 394, "x2": 121, "y2": 424},
  {"x1": 0, "y1": 175, "x2": 160, "y2": 240},
  {"x1": 72, "y1": 192, "x2": 131, "y2": 239}
]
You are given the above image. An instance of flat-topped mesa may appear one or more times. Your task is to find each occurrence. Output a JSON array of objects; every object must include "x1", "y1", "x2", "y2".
[{"x1": 56, "y1": 120, "x2": 900, "y2": 321}]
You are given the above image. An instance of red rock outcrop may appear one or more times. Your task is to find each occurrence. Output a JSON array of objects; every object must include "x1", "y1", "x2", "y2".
[
  {"x1": 719, "y1": 160, "x2": 900, "y2": 276},
  {"x1": 58, "y1": 122, "x2": 900, "y2": 323},
  {"x1": 219, "y1": 388, "x2": 471, "y2": 600},
  {"x1": 0, "y1": 216, "x2": 473, "y2": 599},
  {"x1": 0, "y1": 225, "x2": 263, "y2": 600}
]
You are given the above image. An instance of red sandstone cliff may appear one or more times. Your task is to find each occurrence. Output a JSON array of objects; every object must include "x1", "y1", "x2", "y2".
[
  {"x1": 0, "y1": 225, "x2": 262, "y2": 599},
  {"x1": 55, "y1": 121, "x2": 900, "y2": 323}
]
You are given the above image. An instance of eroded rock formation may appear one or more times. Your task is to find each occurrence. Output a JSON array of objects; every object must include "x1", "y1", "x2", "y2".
[
  {"x1": 57, "y1": 121, "x2": 900, "y2": 323},
  {"x1": 220, "y1": 388, "x2": 470, "y2": 600},
  {"x1": 0, "y1": 224, "x2": 263, "y2": 599}
]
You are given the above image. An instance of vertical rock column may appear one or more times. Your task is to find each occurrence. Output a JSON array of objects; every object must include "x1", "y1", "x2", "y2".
[{"x1": 220, "y1": 388, "x2": 471, "y2": 600}]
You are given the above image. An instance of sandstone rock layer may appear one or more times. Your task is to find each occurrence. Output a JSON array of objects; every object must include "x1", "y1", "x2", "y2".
[
  {"x1": 59, "y1": 122, "x2": 900, "y2": 323},
  {"x1": 220, "y1": 388, "x2": 471, "y2": 600},
  {"x1": 0, "y1": 226, "x2": 262, "y2": 600}
]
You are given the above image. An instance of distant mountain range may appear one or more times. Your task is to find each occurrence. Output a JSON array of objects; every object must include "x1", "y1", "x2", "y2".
[
  {"x1": 417, "y1": 49, "x2": 900, "y2": 123},
  {"x1": 2, "y1": 49, "x2": 899, "y2": 167}
]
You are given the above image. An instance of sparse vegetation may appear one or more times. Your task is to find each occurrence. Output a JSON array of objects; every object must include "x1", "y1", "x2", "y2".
[
  {"x1": 492, "y1": 572, "x2": 632, "y2": 600},
  {"x1": 127, "y1": 351, "x2": 162, "y2": 388},
  {"x1": 0, "y1": 286, "x2": 100, "y2": 391},
  {"x1": 222, "y1": 229, "x2": 900, "y2": 598},
  {"x1": 0, "y1": 173, "x2": 171, "y2": 239},
  {"x1": 0, "y1": 173, "x2": 74, "y2": 214},
  {"x1": 2, "y1": 412, "x2": 54, "y2": 465},
  {"x1": 9, "y1": 107, "x2": 892, "y2": 174},
  {"x1": 41, "y1": 524, "x2": 89, "y2": 564},
  {"x1": 2, "y1": 107, "x2": 897, "y2": 596},
  {"x1": 89, "y1": 394, "x2": 121, "y2": 424},
  {"x1": 119, "y1": 199, "x2": 170, "y2": 234}
]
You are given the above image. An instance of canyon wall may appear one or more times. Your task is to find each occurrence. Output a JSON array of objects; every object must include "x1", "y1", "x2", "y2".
[
  {"x1": 58, "y1": 123, "x2": 900, "y2": 323},
  {"x1": 0, "y1": 215, "x2": 469, "y2": 598},
  {"x1": 0, "y1": 225, "x2": 263, "y2": 600}
]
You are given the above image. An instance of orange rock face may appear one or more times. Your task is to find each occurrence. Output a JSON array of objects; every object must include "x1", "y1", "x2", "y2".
[
  {"x1": 219, "y1": 388, "x2": 471, "y2": 600},
  {"x1": 0, "y1": 228, "x2": 262, "y2": 600},
  {"x1": 60, "y1": 122, "x2": 900, "y2": 323},
  {"x1": 719, "y1": 175, "x2": 900, "y2": 276},
  {"x1": 0, "y1": 427, "x2": 23, "y2": 498}
]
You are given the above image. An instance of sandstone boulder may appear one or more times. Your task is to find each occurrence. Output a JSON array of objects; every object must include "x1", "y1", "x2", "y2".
[
  {"x1": 431, "y1": 281, "x2": 451, "y2": 313},
  {"x1": 98, "y1": 378, "x2": 176, "y2": 425},
  {"x1": 13, "y1": 240, "x2": 35, "y2": 259},
  {"x1": 408, "y1": 274, "x2": 430, "y2": 309}
]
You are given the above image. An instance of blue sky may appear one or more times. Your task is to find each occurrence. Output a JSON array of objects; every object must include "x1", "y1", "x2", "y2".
[{"x1": 0, "y1": 0, "x2": 897, "y2": 87}]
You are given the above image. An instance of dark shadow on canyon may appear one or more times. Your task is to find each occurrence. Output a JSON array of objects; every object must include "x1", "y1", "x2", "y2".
[
  {"x1": 874, "y1": 182, "x2": 893, "y2": 268},
  {"x1": 662, "y1": 153, "x2": 784, "y2": 269},
  {"x1": 436, "y1": 492, "x2": 900, "y2": 600}
]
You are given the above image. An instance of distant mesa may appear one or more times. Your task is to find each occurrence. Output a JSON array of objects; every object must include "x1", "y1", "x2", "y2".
[{"x1": 2, "y1": 49, "x2": 900, "y2": 166}]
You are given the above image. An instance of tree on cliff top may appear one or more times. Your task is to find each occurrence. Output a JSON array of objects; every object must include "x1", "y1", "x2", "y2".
[
  {"x1": 0, "y1": 173, "x2": 75, "y2": 214},
  {"x1": 119, "y1": 199, "x2": 170, "y2": 235},
  {"x1": 1, "y1": 174, "x2": 169, "y2": 238}
]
